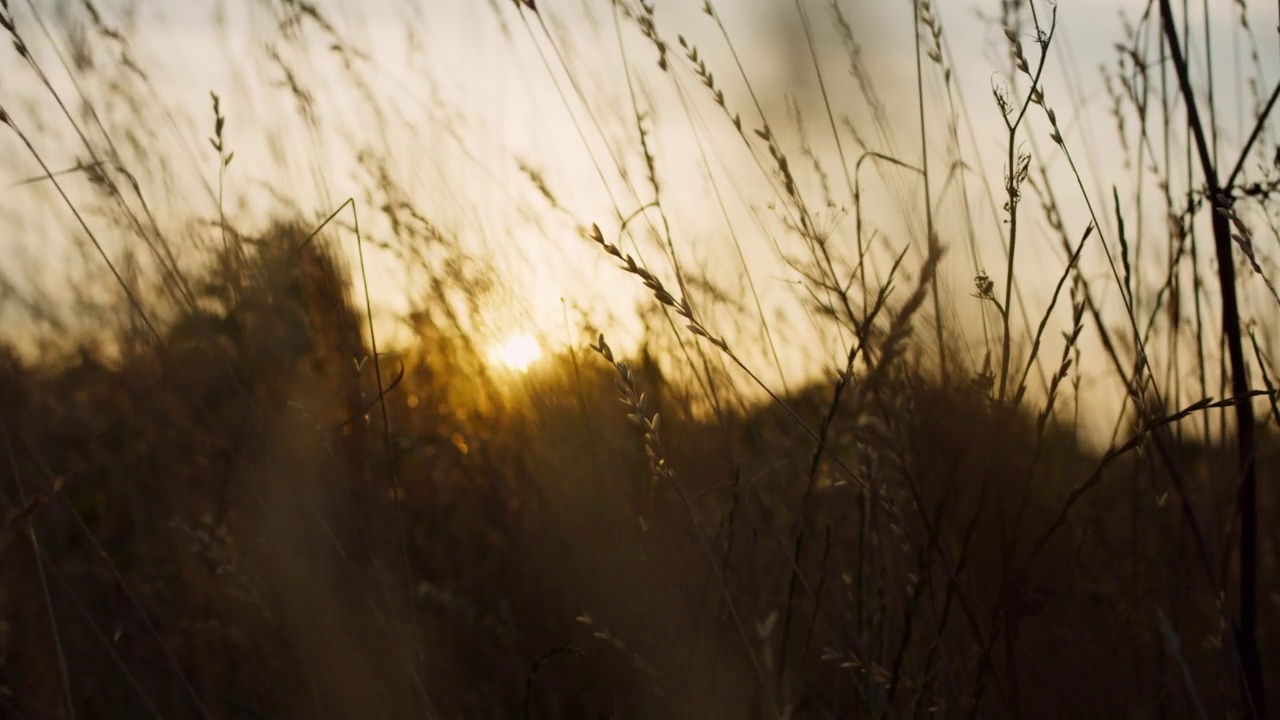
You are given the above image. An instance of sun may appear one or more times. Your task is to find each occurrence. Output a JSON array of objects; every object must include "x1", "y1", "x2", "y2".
[{"x1": 487, "y1": 334, "x2": 543, "y2": 372}]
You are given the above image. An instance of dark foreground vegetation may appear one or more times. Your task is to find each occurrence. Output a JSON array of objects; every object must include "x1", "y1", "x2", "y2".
[{"x1": 3, "y1": 223, "x2": 1276, "y2": 718}]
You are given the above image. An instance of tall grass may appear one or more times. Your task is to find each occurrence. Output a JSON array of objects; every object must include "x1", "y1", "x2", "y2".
[{"x1": 1, "y1": 0, "x2": 1278, "y2": 717}]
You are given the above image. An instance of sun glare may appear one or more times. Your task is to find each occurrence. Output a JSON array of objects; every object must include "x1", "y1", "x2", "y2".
[{"x1": 488, "y1": 334, "x2": 543, "y2": 372}]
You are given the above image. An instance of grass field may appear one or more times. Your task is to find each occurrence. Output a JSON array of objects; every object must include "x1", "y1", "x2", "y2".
[{"x1": 1, "y1": 0, "x2": 1279, "y2": 717}]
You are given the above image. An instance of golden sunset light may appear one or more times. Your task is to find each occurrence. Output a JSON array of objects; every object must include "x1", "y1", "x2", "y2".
[
  {"x1": 2, "y1": 0, "x2": 1278, "y2": 715},
  {"x1": 487, "y1": 333, "x2": 543, "y2": 372}
]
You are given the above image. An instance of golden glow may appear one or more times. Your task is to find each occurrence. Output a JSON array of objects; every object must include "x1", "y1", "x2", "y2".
[{"x1": 487, "y1": 334, "x2": 543, "y2": 372}]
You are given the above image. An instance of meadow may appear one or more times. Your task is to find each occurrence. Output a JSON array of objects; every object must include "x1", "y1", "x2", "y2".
[{"x1": 1, "y1": 0, "x2": 1278, "y2": 717}]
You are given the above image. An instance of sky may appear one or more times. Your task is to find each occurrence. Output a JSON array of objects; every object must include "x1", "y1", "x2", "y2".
[{"x1": 3, "y1": 0, "x2": 1279, "y2": 444}]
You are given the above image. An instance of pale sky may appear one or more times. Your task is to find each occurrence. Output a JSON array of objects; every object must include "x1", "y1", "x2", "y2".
[{"x1": 3, "y1": 0, "x2": 1278, "y2": 444}]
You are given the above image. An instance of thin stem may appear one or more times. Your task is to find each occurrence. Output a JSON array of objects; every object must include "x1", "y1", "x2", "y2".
[{"x1": 1157, "y1": 5, "x2": 1262, "y2": 713}]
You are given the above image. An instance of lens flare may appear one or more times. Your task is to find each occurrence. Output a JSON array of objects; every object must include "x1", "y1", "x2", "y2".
[{"x1": 487, "y1": 334, "x2": 542, "y2": 372}]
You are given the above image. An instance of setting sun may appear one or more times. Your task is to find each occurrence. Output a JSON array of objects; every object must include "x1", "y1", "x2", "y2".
[{"x1": 487, "y1": 334, "x2": 543, "y2": 372}]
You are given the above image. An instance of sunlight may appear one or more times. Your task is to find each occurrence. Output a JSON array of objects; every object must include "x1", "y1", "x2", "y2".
[{"x1": 487, "y1": 334, "x2": 543, "y2": 372}]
